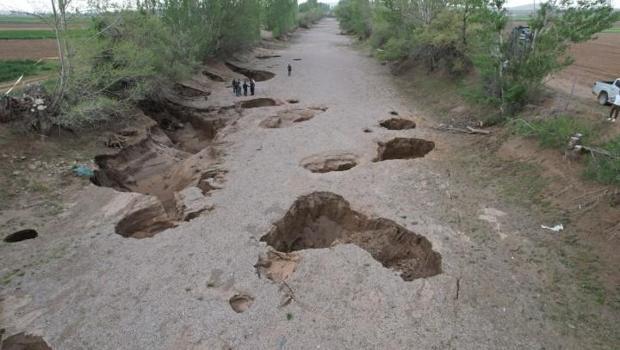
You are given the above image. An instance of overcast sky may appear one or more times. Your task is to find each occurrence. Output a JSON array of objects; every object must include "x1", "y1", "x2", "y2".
[{"x1": 0, "y1": 0, "x2": 618, "y2": 13}]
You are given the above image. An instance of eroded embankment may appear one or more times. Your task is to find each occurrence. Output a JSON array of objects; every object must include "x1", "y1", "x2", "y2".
[
  {"x1": 91, "y1": 99, "x2": 234, "y2": 238},
  {"x1": 261, "y1": 192, "x2": 442, "y2": 281}
]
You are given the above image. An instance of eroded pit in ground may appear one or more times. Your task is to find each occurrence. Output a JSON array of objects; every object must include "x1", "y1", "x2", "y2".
[
  {"x1": 229, "y1": 294, "x2": 254, "y2": 313},
  {"x1": 379, "y1": 118, "x2": 416, "y2": 130},
  {"x1": 259, "y1": 108, "x2": 323, "y2": 128},
  {"x1": 202, "y1": 70, "x2": 225, "y2": 82},
  {"x1": 91, "y1": 99, "x2": 232, "y2": 238},
  {"x1": 240, "y1": 98, "x2": 278, "y2": 109},
  {"x1": 1, "y1": 332, "x2": 52, "y2": 350},
  {"x1": 173, "y1": 83, "x2": 210, "y2": 98},
  {"x1": 256, "y1": 54, "x2": 281, "y2": 59},
  {"x1": 3, "y1": 229, "x2": 38, "y2": 243},
  {"x1": 260, "y1": 192, "x2": 442, "y2": 281},
  {"x1": 374, "y1": 137, "x2": 434, "y2": 161},
  {"x1": 300, "y1": 152, "x2": 358, "y2": 173},
  {"x1": 225, "y1": 62, "x2": 275, "y2": 81}
]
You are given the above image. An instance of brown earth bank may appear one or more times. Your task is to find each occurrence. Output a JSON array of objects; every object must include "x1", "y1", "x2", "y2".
[{"x1": 0, "y1": 18, "x2": 618, "y2": 350}]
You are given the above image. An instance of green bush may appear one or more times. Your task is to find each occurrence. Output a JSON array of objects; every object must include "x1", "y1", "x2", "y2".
[
  {"x1": 584, "y1": 136, "x2": 620, "y2": 186},
  {"x1": 59, "y1": 11, "x2": 193, "y2": 129},
  {"x1": 509, "y1": 116, "x2": 597, "y2": 149}
]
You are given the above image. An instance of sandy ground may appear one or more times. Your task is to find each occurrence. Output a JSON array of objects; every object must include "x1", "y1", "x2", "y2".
[{"x1": 1, "y1": 19, "x2": 618, "y2": 349}]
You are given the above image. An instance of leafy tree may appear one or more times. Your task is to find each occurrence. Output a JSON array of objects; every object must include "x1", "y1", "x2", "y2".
[{"x1": 263, "y1": 0, "x2": 298, "y2": 38}]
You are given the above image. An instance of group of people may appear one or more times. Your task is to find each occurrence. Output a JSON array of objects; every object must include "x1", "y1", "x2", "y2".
[
  {"x1": 232, "y1": 79, "x2": 256, "y2": 97},
  {"x1": 230, "y1": 64, "x2": 293, "y2": 97}
]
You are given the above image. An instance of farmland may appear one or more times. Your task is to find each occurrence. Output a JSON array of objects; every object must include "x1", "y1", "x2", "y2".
[
  {"x1": 546, "y1": 32, "x2": 620, "y2": 99},
  {"x1": 506, "y1": 19, "x2": 620, "y2": 100},
  {"x1": 0, "y1": 15, "x2": 65, "y2": 83}
]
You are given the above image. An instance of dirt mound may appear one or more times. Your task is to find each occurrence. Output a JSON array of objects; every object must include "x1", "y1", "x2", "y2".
[
  {"x1": 260, "y1": 192, "x2": 442, "y2": 281},
  {"x1": 3, "y1": 229, "x2": 38, "y2": 243},
  {"x1": 379, "y1": 118, "x2": 416, "y2": 130},
  {"x1": 225, "y1": 62, "x2": 275, "y2": 81},
  {"x1": 300, "y1": 152, "x2": 358, "y2": 173},
  {"x1": 229, "y1": 294, "x2": 254, "y2": 313},
  {"x1": 259, "y1": 108, "x2": 321, "y2": 129},
  {"x1": 240, "y1": 98, "x2": 278, "y2": 109},
  {"x1": 1, "y1": 332, "x2": 52, "y2": 350},
  {"x1": 255, "y1": 251, "x2": 300, "y2": 282},
  {"x1": 374, "y1": 137, "x2": 434, "y2": 161}
]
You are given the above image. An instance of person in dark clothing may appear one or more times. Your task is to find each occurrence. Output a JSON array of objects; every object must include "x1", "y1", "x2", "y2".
[
  {"x1": 231, "y1": 79, "x2": 237, "y2": 95},
  {"x1": 287, "y1": 64, "x2": 292, "y2": 76},
  {"x1": 235, "y1": 79, "x2": 241, "y2": 96},
  {"x1": 250, "y1": 79, "x2": 255, "y2": 96},
  {"x1": 243, "y1": 80, "x2": 248, "y2": 96}
]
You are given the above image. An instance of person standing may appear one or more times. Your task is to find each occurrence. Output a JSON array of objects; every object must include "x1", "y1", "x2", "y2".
[
  {"x1": 231, "y1": 79, "x2": 237, "y2": 95},
  {"x1": 287, "y1": 64, "x2": 292, "y2": 77},
  {"x1": 250, "y1": 79, "x2": 256, "y2": 96},
  {"x1": 609, "y1": 91, "x2": 620, "y2": 122},
  {"x1": 243, "y1": 80, "x2": 249, "y2": 96}
]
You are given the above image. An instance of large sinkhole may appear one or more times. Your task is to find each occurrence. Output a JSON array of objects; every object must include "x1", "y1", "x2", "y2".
[
  {"x1": 374, "y1": 137, "x2": 435, "y2": 162},
  {"x1": 260, "y1": 192, "x2": 442, "y2": 281},
  {"x1": 225, "y1": 62, "x2": 275, "y2": 81},
  {"x1": 1, "y1": 332, "x2": 52, "y2": 350},
  {"x1": 240, "y1": 98, "x2": 278, "y2": 109},
  {"x1": 90, "y1": 99, "x2": 229, "y2": 238}
]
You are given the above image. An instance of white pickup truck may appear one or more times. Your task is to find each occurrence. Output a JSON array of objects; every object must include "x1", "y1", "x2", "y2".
[{"x1": 592, "y1": 78, "x2": 620, "y2": 105}]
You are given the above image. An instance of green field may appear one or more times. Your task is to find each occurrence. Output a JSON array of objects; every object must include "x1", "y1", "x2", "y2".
[
  {"x1": 0, "y1": 29, "x2": 89, "y2": 40},
  {"x1": 0, "y1": 15, "x2": 46, "y2": 24},
  {"x1": 0, "y1": 30, "x2": 56, "y2": 40},
  {"x1": 0, "y1": 59, "x2": 57, "y2": 82}
]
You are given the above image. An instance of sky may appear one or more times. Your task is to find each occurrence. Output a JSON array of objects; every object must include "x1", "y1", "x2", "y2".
[{"x1": 0, "y1": 0, "x2": 618, "y2": 13}]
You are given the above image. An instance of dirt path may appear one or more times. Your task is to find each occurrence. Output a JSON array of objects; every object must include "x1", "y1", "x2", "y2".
[{"x1": 0, "y1": 19, "x2": 616, "y2": 349}]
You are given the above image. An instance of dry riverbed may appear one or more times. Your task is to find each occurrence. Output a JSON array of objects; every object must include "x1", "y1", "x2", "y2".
[{"x1": 1, "y1": 18, "x2": 618, "y2": 349}]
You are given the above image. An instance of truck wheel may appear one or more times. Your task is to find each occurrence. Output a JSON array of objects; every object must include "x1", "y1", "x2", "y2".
[{"x1": 598, "y1": 92, "x2": 608, "y2": 105}]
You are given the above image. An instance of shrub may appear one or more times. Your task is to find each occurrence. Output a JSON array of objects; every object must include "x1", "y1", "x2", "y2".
[
  {"x1": 584, "y1": 136, "x2": 620, "y2": 186},
  {"x1": 509, "y1": 115, "x2": 598, "y2": 148}
]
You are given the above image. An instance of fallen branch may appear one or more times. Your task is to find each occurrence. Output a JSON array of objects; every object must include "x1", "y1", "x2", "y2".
[
  {"x1": 575, "y1": 145, "x2": 618, "y2": 159},
  {"x1": 434, "y1": 124, "x2": 491, "y2": 135},
  {"x1": 4, "y1": 75, "x2": 24, "y2": 96}
]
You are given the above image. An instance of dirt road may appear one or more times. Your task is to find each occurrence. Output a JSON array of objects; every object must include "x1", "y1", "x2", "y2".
[{"x1": 1, "y1": 19, "x2": 616, "y2": 349}]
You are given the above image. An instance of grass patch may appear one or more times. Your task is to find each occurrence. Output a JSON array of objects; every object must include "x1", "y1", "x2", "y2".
[
  {"x1": 0, "y1": 30, "x2": 56, "y2": 40},
  {"x1": 584, "y1": 136, "x2": 620, "y2": 186},
  {"x1": 509, "y1": 115, "x2": 598, "y2": 148},
  {"x1": 0, "y1": 29, "x2": 88, "y2": 40},
  {"x1": 0, "y1": 15, "x2": 44, "y2": 24},
  {"x1": 0, "y1": 59, "x2": 57, "y2": 82},
  {"x1": 511, "y1": 116, "x2": 618, "y2": 186}
]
